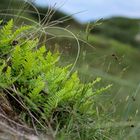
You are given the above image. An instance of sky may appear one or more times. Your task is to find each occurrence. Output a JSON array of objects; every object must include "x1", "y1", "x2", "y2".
[{"x1": 34, "y1": 0, "x2": 140, "y2": 22}]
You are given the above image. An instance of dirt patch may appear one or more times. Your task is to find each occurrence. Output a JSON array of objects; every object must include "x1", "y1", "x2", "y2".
[{"x1": 0, "y1": 92, "x2": 53, "y2": 140}]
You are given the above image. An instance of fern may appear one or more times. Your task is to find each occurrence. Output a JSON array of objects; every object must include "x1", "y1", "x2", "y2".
[
  {"x1": 0, "y1": 20, "x2": 111, "y2": 128},
  {"x1": 0, "y1": 19, "x2": 31, "y2": 56},
  {"x1": 12, "y1": 25, "x2": 31, "y2": 39},
  {"x1": 0, "y1": 19, "x2": 13, "y2": 39}
]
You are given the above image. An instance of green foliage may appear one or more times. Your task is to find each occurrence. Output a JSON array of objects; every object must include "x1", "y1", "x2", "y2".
[
  {"x1": 0, "y1": 19, "x2": 31, "y2": 55},
  {"x1": 0, "y1": 20, "x2": 111, "y2": 131}
]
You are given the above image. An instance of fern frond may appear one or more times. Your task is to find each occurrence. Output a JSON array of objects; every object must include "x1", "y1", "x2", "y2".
[
  {"x1": 0, "y1": 19, "x2": 13, "y2": 39},
  {"x1": 13, "y1": 25, "x2": 31, "y2": 39}
]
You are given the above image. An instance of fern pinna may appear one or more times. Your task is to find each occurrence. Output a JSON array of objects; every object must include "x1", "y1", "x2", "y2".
[{"x1": 0, "y1": 19, "x2": 111, "y2": 128}]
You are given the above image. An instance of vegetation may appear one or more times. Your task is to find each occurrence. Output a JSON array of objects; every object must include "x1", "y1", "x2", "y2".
[
  {"x1": 0, "y1": 19, "x2": 112, "y2": 139},
  {"x1": 0, "y1": 0, "x2": 140, "y2": 139}
]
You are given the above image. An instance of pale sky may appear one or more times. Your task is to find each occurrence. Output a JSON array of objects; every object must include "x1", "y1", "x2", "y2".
[{"x1": 34, "y1": 0, "x2": 140, "y2": 22}]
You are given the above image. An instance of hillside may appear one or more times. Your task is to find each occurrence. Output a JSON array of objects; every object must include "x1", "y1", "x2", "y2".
[{"x1": 91, "y1": 17, "x2": 140, "y2": 47}]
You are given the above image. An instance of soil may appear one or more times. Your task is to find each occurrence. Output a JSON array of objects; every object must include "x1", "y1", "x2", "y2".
[{"x1": 0, "y1": 92, "x2": 53, "y2": 140}]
